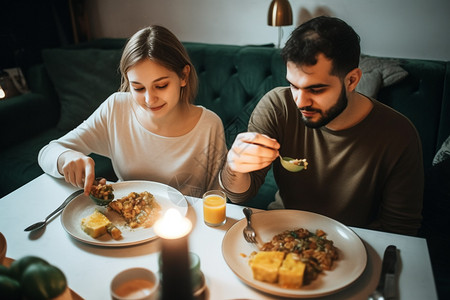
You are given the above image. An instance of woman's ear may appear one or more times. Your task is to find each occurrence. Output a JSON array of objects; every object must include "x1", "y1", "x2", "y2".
[
  {"x1": 345, "y1": 67, "x2": 362, "y2": 92},
  {"x1": 180, "y1": 65, "x2": 190, "y2": 87}
]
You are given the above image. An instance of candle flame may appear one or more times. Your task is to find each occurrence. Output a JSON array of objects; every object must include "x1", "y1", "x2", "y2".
[{"x1": 154, "y1": 208, "x2": 192, "y2": 239}]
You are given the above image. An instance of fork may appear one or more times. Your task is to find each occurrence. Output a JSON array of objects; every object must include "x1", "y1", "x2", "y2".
[{"x1": 243, "y1": 207, "x2": 257, "y2": 244}]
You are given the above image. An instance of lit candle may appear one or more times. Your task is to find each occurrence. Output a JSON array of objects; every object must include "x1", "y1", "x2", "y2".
[{"x1": 154, "y1": 208, "x2": 193, "y2": 300}]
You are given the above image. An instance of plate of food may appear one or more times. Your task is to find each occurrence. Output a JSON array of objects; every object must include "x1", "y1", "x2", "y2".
[
  {"x1": 61, "y1": 181, "x2": 188, "y2": 247},
  {"x1": 222, "y1": 209, "x2": 367, "y2": 298}
]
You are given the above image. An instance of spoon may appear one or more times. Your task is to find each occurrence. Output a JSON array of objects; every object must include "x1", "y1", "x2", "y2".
[
  {"x1": 279, "y1": 155, "x2": 308, "y2": 172},
  {"x1": 24, "y1": 189, "x2": 83, "y2": 231}
]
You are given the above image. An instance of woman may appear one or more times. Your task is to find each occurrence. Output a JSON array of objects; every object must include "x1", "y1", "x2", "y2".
[{"x1": 38, "y1": 25, "x2": 227, "y2": 197}]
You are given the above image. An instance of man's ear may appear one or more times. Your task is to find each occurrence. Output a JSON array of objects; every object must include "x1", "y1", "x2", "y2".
[
  {"x1": 181, "y1": 65, "x2": 190, "y2": 87},
  {"x1": 345, "y1": 67, "x2": 362, "y2": 92}
]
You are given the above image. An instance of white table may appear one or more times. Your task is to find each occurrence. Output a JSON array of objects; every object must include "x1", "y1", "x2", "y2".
[{"x1": 0, "y1": 174, "x2": 437, "y2": 299}]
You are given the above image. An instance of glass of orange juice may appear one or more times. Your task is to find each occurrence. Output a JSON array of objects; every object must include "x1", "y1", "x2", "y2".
[{"x1": 202, "y1": 190, "x2": 227, "y2": 226}]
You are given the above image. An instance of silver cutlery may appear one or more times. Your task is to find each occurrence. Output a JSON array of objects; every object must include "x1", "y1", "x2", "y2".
[
  {"x1": 24, "y1": 189, "x2": 83, "y2": 231},
  {"x1": 243, "y1": 207, "x2": 258, "y2": 244},
  {"x1": 368, "y1": 245, "x2": 398, "y2": 300}
]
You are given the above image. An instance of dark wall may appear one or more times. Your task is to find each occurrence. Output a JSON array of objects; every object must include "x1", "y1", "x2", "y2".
[{"x1": 0, "y1": 0, "x2": 75, "y2": 70}]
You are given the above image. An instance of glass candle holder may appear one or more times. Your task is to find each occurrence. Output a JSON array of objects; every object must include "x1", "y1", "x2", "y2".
[
  {"x1": 110, "y1": 268, "x2": 159, "y2": 300},
  {"x1": 158, "y1": 252, "x2": 204, "y2": 296}
]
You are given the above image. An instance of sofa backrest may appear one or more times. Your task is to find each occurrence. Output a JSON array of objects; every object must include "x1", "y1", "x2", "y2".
[
  {"x1": 378, "y1": 59, "x2": 450, "y2": 170},
  {"x1": 38, "y1": 38, "x2": 449, "y2": 171}
]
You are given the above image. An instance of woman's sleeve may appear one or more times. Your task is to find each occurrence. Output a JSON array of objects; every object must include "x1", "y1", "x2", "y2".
[{"x1": 38, "y1": 96, "x2": 114, "y2": 178}]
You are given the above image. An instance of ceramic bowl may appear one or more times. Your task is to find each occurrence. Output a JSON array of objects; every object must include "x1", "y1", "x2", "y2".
[{"x1": 111, "y1": 267, "x2": 159, "y2": 300}]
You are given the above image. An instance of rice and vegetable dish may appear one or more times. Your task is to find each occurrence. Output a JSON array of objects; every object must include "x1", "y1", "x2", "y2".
[{"x1": 108, "y1": 191, "x2": 161, "y2": 228}]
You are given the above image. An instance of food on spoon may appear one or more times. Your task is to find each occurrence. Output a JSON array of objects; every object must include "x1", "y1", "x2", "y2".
[
  {"x1": 249, "y1": 251, "x2": 285, "y2": 283},
  {"x1": 108, "y1": 191, "x2": 161, "y2": 228},
  {"x1": 249, "y1": 228, "x2": 338, "y2": 288},
  {"x1": 81, "y1": 209, "x2": 122, "y2": 240},
  {"x1": 90, "y1": 180, "x2": 114, "y2": 202},
  {"x1": 288, "y1": 158, "x2": 308, "y2": 169},
  {"x1": 279, "y1": 156, "x2": 308, "y2": 172}
]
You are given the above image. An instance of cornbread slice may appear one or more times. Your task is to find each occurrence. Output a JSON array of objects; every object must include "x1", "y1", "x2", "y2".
[
  {"x1": 81, "y1": 210, "x2": 111, "y2": 238},
  {"x1": 249, "y1": 251, "x2": 285, "y2": 283},
  {"x1": 278, "y1": 253, "x2": 306, "y2": 288}
]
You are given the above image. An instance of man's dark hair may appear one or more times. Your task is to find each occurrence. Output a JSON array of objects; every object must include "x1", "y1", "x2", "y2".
[{"x1": 281, "y1": 16, "x2": 361, "y2": 77}]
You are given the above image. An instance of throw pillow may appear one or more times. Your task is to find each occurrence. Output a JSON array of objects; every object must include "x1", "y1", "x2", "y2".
[
  {"x1": 356, "y1": 55, "x2": 409, "y2": 98},
  {"x1": 433, "y1": 135, "x2": 450, "y2": 166},
  {"x1": 42, "y1": 48, "x2": 122, "y2": 131}
]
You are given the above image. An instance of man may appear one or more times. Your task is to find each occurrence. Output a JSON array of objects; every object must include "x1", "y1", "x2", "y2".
[{"x1": 220, "y1": 16, "x2": 423, "y2": 236}]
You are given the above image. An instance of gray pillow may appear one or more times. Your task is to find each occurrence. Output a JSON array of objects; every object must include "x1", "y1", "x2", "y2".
[
  {"x1": 356, "y1": 55, "x2": 408, "y2": 98},
  {"x1": 433, "y1": 135, "x2": 450, "y2": 166},
  {"x1": 42, "y1": 48, "x2": 122, "y2": 131}
]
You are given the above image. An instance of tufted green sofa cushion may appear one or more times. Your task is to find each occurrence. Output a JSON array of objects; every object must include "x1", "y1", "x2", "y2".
[
  {"x1": 42, "y1": 48, "x2": 122, "y2": 131},
  {"x1": 185, "y1": 43, "x2": 288, "y2": 148}
]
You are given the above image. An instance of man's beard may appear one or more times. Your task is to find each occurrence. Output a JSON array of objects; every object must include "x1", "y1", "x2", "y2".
[{"x1": 300, "y1": 84, "x2": 348, "y2": 128}]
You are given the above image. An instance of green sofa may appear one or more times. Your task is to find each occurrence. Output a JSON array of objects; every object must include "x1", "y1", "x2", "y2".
[{"x1": 0, "y1": 39, "x2": 449, "y2": 297}]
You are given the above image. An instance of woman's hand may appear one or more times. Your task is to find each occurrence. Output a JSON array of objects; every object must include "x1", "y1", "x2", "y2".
[
  {"x1": 57, "y1": 151, "x2": 96, "y2": 195},
  {"x1": 227, "y1": 132, "x2": 280, "y2": 173}
]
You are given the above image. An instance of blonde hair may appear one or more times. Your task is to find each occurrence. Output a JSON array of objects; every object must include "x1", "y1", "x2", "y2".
[{"x1": 119, "y1": 25, "x2": 198, "y2": 104}]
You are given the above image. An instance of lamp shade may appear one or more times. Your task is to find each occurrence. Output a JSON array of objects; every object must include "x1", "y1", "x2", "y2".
[{"x1": 268, "y1": 0, "x2": 293, "y2": 26}]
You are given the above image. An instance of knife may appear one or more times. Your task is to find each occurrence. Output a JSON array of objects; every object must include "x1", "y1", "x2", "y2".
[{"x1": 368, "y1": 245, "x2": 398, "y2": 300}]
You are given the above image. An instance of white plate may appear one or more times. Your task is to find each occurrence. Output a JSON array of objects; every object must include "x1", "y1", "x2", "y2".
[
  {"x1": 61, "y1": 181, "x2": 188, "y2": 247},
  {"x1": 222, "y1": 210, "x2": 367, "y2": 298}
]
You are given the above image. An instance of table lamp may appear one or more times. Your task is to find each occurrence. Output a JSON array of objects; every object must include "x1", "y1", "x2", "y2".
[
  {"x1": 267, "y1": 0, "x2": 293, "y2": 48},
  {"x1": 0, "y1": 70, "x2": 20, "y2": 99}
]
